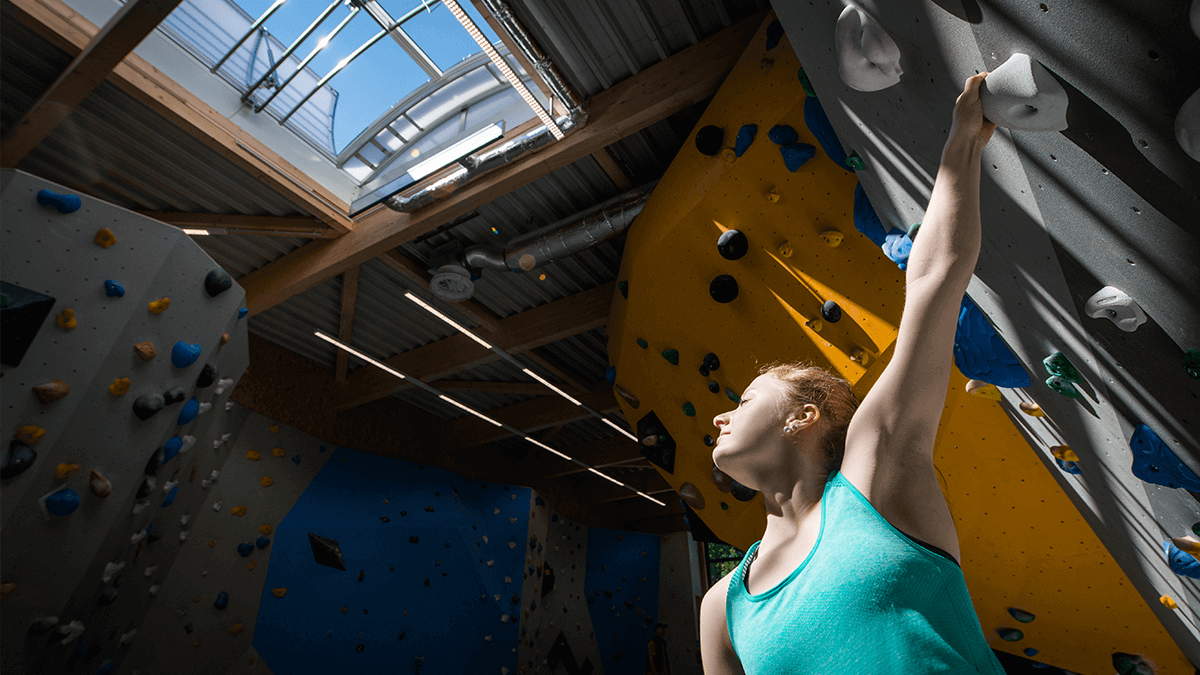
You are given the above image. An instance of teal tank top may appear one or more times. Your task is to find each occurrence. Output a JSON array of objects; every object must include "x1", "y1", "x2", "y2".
[{"x1": 726, "y1": 471, "x2": 1005, "y2": 674}]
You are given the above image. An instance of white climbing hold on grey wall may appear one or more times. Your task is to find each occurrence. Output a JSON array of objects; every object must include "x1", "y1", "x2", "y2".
[
  {"x1": 102, "y1": 561, "x2": 124, "y2": 582},
  {"x1": 979, "y1": 53, "x2": 1069, "y2": 131},
  {"x1": 58, "y1": 620, "x2": 85, "y2": 645},
  {"x1": 214, "y1": 378, "x2": 234, "y2": 394},
  {"x1": 834, "y1": 5, "x2": 902, "y2": 92},
  {"x1": 1085, "y1": 286, "x2": 1147, "y2": 332},
  {"x1": 1176, "y1": 88, "x2": 1200, "y2": 162}
]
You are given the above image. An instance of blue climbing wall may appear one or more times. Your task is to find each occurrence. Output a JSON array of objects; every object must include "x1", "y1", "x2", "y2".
[{"x1": 583, "y1": 528, "x2": 662, "y2": 675}]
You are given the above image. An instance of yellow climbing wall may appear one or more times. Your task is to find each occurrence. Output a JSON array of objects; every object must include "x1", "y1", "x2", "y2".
[{"x1": 606, "y1": 13, "x2": 1191, "y2": 674}]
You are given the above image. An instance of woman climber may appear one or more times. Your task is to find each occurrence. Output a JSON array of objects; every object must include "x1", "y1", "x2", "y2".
[{"x1": 698, "y1": 73, "x2": 1007, "y2": 674}]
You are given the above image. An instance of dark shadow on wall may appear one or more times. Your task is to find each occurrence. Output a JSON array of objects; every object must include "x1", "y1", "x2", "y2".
[{"x1": 928, "y1": 0, "x2": 983, "y2": 24}]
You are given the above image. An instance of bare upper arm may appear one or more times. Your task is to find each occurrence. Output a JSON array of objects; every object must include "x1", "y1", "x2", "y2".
[{"x1": 700, "y1": 574, "x2": 746, "y2": 675}]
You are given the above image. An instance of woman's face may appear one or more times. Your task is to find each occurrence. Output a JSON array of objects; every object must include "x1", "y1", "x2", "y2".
[{"x1": 711, "y1": 374, "x2": 786, "y2": 464}]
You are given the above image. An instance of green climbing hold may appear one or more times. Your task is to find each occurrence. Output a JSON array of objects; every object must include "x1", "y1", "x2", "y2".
[
  {"x1": 845, "y1": 151, "x2": 865, "y2": 171},
  {"x1": 797, "y1": 68, "x2": 816, "y2": 98},
  {"x1": 636, "y1": 339, "x2": 648, "y2": 349},
  {"x1": 720, "y1": 502, "x2": 729, "y2": 510},
  {"x1": 662, "y1": 349, "x2": 679, "y2": 365},
  {"x1": 726, "y1": 388, "x2": 740, "y2": 403},
  {"x1": 1192, "y1": 522, "x2": 1200, "y2": 538},
  {"x1": 618, "y1": 280, "x2": 628, "y2": 300},
  {"x1": 996, "y1": 627, "x2": 1024, "y2": 642},
  {"x1": 683, "y1": 402, "x2": 696, "y2": 417},
  {"x1": 1007, "y1": 608, "x2": 1036, "y2": 623},
  {"x1": 1046, "y1": 375, "x2": 1080, "y2": 398},
  {"x1": 1043, "y1": 351, "x2": 1082, "y2": 383},
  {"x1": 1184, "y1": 348, "x2": 1199, "y2": 379},
  {"x1": 908, "y1": 222, "x2": 922, "y2": 242}
]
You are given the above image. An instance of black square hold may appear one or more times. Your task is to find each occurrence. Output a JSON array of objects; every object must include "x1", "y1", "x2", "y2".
[
  {"x1": 1, "y1": 282, "x2": 56, "y2": 368},
  {"x1": 308, "y1": 532, "x2": 347, "y2": 571}
]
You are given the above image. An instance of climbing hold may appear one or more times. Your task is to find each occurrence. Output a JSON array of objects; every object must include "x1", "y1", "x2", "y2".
[
  {"x1": 260, "y1": 476, "x2": 274, "y2": 487},
  {"x1": 1173, "y1": 536, "x2": 1200, "y2": 555},
  {"x1": 980, "y1": 54, "x2": 1068, "y2": 132},
  {"x1": 1131, "y1": 424, "x2": 1200, "y2": 490},
  {"x1": 14, "y1": 426, "x2": 45, "y2": 444},
  {"x1": 104, "y1": 280, "x2": 125, "y2": 297},
  {"x1": 605, "y1": 365, "x2": 617, "y2": 386},
  {"x1": 92, "y1": 228, "x2": 118, "y2": 249},
  {"x1": 734, "y1": 125, "x2": 757, "y2": 157},
  {"x1": 636, "y1": 338, "x2": 648, "y2": 349},
  {"x1": 163, "y1": 387, "x2": 186, "y2": 406},
  {"x1": 1161, "y1": 595, "x2": 1179, "y2": 609},
  {"x1": 1055, "y1": 458, "x2": 1081, "y2": 475},
  {"x1": 54, "y1": 463, "x2": 80, "y2": 480},
  {"x1": 43, "y1": 487, "x2": 80, "y2": 516},
  {"x1": 57, "y1": 620, "x2": 86, "y2": 645},
  {"x1": 161, "y1": 484, "x2": 179, "y2": 507},
  {"x1": 33, "y1": 380, "x2": 69, "y2": 404},
  {"x1": 805, "y1": 96, "x2": 849, "y2": 168},
  {"x1": 1023, "y1": 648, "x2": 1039, "y2": 657},
  {"x1": 661, "y1": 349, "x2": 679, "y2": 365},
  {"x1": 197, "y1": 364, "x2": 217, "y2": 388},
  {"x1": 231, "y1": 505, "x2": 247, "y2": 517},
  {"x1": 272, "y1": 447, "x2": 285, "y2": 458},
  {"x1": 214, "y1": 591, "x2": 230, "y2": 609},
  {"x1": 726, "y1": 388, "x2": 740, "y2": 403},
  {"x1": 1184, "y1": 349, "x2": 1199, "y2": 379},
  {"x1": 679, "y1": 482, "x2": 705, "y2": 510},
  {"x1": 708, "y1": 380, "x2": 720, "y2": 394},
  {"x1": 1019, "y1": 401, "x2": 1044, "y2": 417},
  {"x1": 717, "y1": 230, "x2": 749, "y2": 260},
  {"x1": 102, "y1": 561, "x2": 124, "y2": 583},
  {"x1": 710, "y1": 275, "x2": 739, "y2": 303},
  {"x1": 260, "y1": 524, "x2": 273, "y2": 535},
  {"x1": 682, "y1": 402, "x2": 696, "y2": 417},
  {"x1": 177, "y1": 398, "x2": 200, "y2": 425},
  {"x1": 1050, "y1": 445, "x2": 1079, "y2": 462},
  {"x1": 248, "y1": 561, "x2": 257, "y2": 570},
  {"x1": 1008, "y1": 608, "x2": 1036, "y2": 623},
  {"x1": 89, "y1": 469, "x2": 111, "y2": 497},
  {"x1": 820, "y1": 300, "x2": 842, "y2": 323},
  {"x1": 205, "y1": 268, "x2": 233, "y2": 297},
  {"x1": 765, "y1": 188, "x2": 781, "y2": 203},
  {"x1": 614, "y1": 384, "x2": 640, "y2": 409},
  {"x1": 148, "y1": 298, "x2": 170, "y2": 314},
  {"x1": 133, "y1": 394, "x2": 165, "y2": 421},
  {"x1": 1084, "y1": 286, "x2": 1147, "y2": 332},
  {"x1": 1, "y1": 582, "x2": 15, "y2": 600},
  {"x1": 694, "y1": 125, "x2": 723, "y2": 156},
  {"x1": 220, "y1": 332, "x2": 231, "y2": 346},
  {"x1": 882, "y1": 231, "x2": 914, "y2": 270},
  {"x1": 835, "y1": 5, "x2": 902, "y2": 91},
  {"x1": 803, "y1": 318, "x2": 823, "y2": 334},
  {"x1": 134, "y1": 340, "x2": 156, "y2": 361},
  {"x1": 271, "y1": 588, "x2": 287, "y2": 598},
  {"x1": 55, "y1": 308, "x2": 76, "y2": 330},
  {"x1": 37, "y1": 189, "x2": 82, "y2": 213},
  {"x1": 965, "y1": 380, "x2": 1001, "y2": 400},
  {"x1": 291, "y1": 454, "x2": 302, "y2": 465},
  {"x1": 996, "y1": 627, "x2": 1024, "y2": 642},
  {"x1": 819, "y1": 230, "x2": 843, "y2": 247},
  {"x1": 237, "y1": 542, "x2": 254, "y2": 557},
  {"x1": 765, "y1": 18, "x2": 784, "y2": 49},
  {"x1": 109, "y1": 378, "x2": 131, "y2": 396},
  {"x1": 239, "y1": 307, "x2": 249, "y2": 318},
  {"x1": 1045, "y1": 376, "x2": 1080, "y2": 398},
  {"x1": 773, "y1": 239, "x2": 795, "y2": 260},
  {"x1": 950, "y1": 297, "x2": 1031, "y2": 388},
  {"x1": 1177, "y1": 87, "x2": 1200, "y2": 161},
  {"x1": 257, "y1": 536, "x2": 270, "y2": 549},
  {"x1": 230, "y1": 623, "x2": 245, "y2": 636},
  {"x1": 30, "y1": 616, "x2": 59, "y2": 635},
  {"x1": 844, "y1": 151, "x2": 866, "y2": 171},
  {"x1": 309, "y1": 532, "x2": 348, "y2": 570},
  {"x1": 246, "y1": 450, "x2": 261, "y2": 461},
  {"x1": 779, "y1": 143, "x2": 817, "y2": 172},
  {"x1": 703, "y1": 435, "x2": 715, "y2": 447},
  {"x1": 171, "y1": 341, "x2": 202, "y2": 368},
  {"x1": 767, "y1": 125, "x2": 798, "y2": 145}
]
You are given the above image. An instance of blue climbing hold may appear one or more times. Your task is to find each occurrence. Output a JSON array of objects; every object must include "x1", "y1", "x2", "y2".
[
  {"x1": 765, "y1": 19, "x2": 784, "y2": 50},
  {"x1": 162, "y1": 437, "x2": 183, "y2": 464},
  {"x1": 1031, "y1": 663, "x2": 1051, "y2": 669},
  {"x1": 319, "y1": 445, "x2": 327, "y2": 453},
  {"x1": 1131, "y1": 424, "x2": 1200, "y2": 491},
  {"x1": 780, "y1": 143, "x2": 816, "y2": 172},
  {"x1": 96, "y1": 659, "x2": 116, "y2": 675},
  {"x1": 1056, "y1": 458, "x2": 1082, "y2": 475},
  {"x1": 103, "y1": 280, "x2": 125, "y2": 298},
  {"x1": 882, "y1": 231, "x2": 914, "y2": 270},
  {"x1": 238, "y1": 308, "x2": 248, "y2": 319},
  {"x1": 767, "y1": 124, "x2": 798, "y2": 145},
  {"x1": 171, "y1": 341, "x2": 201, "y2": 368},
  {"x1": 953, "y1": 296, "x2": 1032, "y2": 388},
  {"x1": 291, "y1": 454, "x2": 301, "y2": 465},
  {"x1": 804, "y1": 96, "x2": 848, "y2": 169},
  {"x1": 606, "y1": 366, "x2": 616, "y2": 386},
  {"x1": 214, "y1": 591, "x2": 230, "y2": 609},
  {"x1": 45, "y1": 488, "x2": 81, "y2": 516},
  {"x1": 178, "y1": 398, "x2": 200, "y2": 425},
  {"x1": 1163, "y1": 540, "x2": 1200, "y2": 579},
  {"x1": 161, "y1": 484, "x2": 178, "y2": 507},
  {"x1": 734, "y1": 124, "x2": 757, "y2": 157},
  {"x1": 237, "y1": 543, "x2": 254, "y2": 557},
  {"x1": 1024, "y1": 648, "x2": 1039, "y2": 657},
  {"x1": 256, "y1": 536, "x2": 271, "y2": 549},
  {"x1": 37, "y1": 189, "x2": 81, "y2": 214},
  {"x1": 853, "y1": 183, "x2": 893, "y2": 247}
]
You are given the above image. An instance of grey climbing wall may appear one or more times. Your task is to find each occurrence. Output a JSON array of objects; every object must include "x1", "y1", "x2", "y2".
[
  {"x1": 0, "y1": 169, "x2": 250, "y2": 674},
  {"x1": 771, "y1": 0, "x2": 1200, "y2": 664}
]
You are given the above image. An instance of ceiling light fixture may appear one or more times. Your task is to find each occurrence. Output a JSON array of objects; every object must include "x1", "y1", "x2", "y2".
[
  {"x1": 403, "y1": 292, "x2": 493, "y2": 349},
  {"x1": 437, "y1": 394, "x2": 503, "y2": 427},
  {"x1": 521, "y1": 368, "x2": 581, "y2": 406},
  {"x1": 314, "y1": 331, "x2": 407, "y2": 381},
  {"x1": 406, "y1": 124, "x2": 504, "y2": 181},
  {"x1": 442, "y1": 0, "x2": 563, "y2": 140}
]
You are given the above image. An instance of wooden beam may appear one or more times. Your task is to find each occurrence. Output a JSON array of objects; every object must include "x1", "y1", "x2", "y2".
[
  {"x1": 7, "y1": 0, "x2": 354, "y2": 233},
  {"x1": 467, "y1": 0, "x2": 567, "y2": 117},
  {"x1": 427, "y1": 380, "x2": 553, "y2": 395},
  {"x1": 138, "y1": 211, "x2": 334, "y2": 238},
  {"x1": 237, "y1": 10, "x2": 767, "y2": 316},
  {"x1": 2, "y1": 0, "x2": 185, "y2": 166},
  {"x1": 330, "y1": 282, "x2": 612, "y2": 410},
  {"x1": 379, "y1": 249, "x2": 502, "y2": 333},
  {"x1": 335, "y1": 266, "x2": 360, "y2": 383},
  {"x1": 591, "y1": 147, "x2": 632, "y2": 190}
]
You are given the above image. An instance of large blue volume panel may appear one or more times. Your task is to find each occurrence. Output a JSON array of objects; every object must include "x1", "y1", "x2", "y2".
[
  {"x1": 953, "y1": 295, "x2": 1032, "y2": 388},
  {"x1": 255, "y1": 447, "x2": 531, "y2": 674}
]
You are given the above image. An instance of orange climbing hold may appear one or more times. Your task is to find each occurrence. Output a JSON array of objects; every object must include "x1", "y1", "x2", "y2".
[
  {"x1": 56, "y1": 308, "x2": 76, "y2": 329},
  {"x1": 208, "y1": 541, "x2": 216, "y2": 548},
  {"x1": 55, "y1": 463, "x2": 80, "y2": 479},
  {"x1": 134, "y1": 341, "x2": 156, "y2": 361},
  {"x1": 15, "y1": 426, "x2": 45, "y2": 444},
  {"x1": 248, "y1": 561, "x2": 258, "y2": 570},
  {"x1": 109, "y1": 378, "x2": 131, "y2": 395},
  {"x1": 220, "y1": 332, "x2": 231, "y2": 346},
  {"x1": 819, "y1": 230, "x2": 844, "y2": 247},
  {"x1": 269, "y1": 425, "x2": 279, "y2": 433},
  {"x1": 32, "y1": 380, "x2": 69, "y2": 404},
  {"x1": 271, "y1": 588, "x2": 287, "y2": 598},
  {"x1": 272, "y1": 447, "x2": 285, "y2": 458},
  {"x1": 1161, "y1": 595, "x2": 1178, "y2": 609},
  {"x1": 1050, "y1": 445, "x2": 1079, "y2": 462},
  {"x1": 193, "y1": 640, "x2": 202, "y2": 648},
  {"x1": 1, "y1": 582, "x2": 15, "y2": 600},
  {"x1": 965, "y1": 380, "x2": 1002, "y2": 400},
  {"x1": 194, "y1": 594, "x2": 202, "y2": 602},
  {"x1": 1018, "y1": 401, "x2": 1044, "y2": 417},
  {"x1": 259, "y1": 524, "x2": 273, "y2": 536},
  {"x1": 93, "y1": 228, "x2": 117, "y2": 248},
  {"x1": 260, "y1": 476, "x2": 274, "y2": 488},
  {"x1": 231, "y1": 505, "x2": 247, "y2": 517},
  {"x1": 148, "y1": 298, "x2": 170, "y2": 314},
  {"x1": 246, "y1": 450, "x2": 261, "y2": 461},
  {"x1": 90, "y1": 469, "x2": 112, "y2": 497},
  {"x1": 229, "y1": 623, "x2": 245, "y2": 636}
]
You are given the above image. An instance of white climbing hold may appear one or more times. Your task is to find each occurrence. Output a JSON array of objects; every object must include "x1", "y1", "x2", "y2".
[
  {"x1": 58, "y1": 620, "x2": 85, "y2": 645},
  {"x1": 144, "y1": 565, "x2": 158, "y2": 577},
  {"x1": 131, "y1": 500, "x2": 150, "y2": 515},
  {"x1": 162, "y1": 480, "x2": 178, "y2": 494},
  {"x1": 213, "y1": 440, "x2": 223, "y2": 449},
  {"x1": 130, "y1": 529, "x2": 147, "y2": 545},
  {"x1": 102, "y1": 561, "x2": 125, "y2": 582},
  {"x1": 509, "y1": 542, "x2": 517, "y2": 549},
  {"x1": 201, "y1": 568, "x2": 208, "y2": 576},
  {"x1": 484, "y1": 635, "x2": 493, "y2": 642},
  {"x1": 222, "y1": 432, "x2": 233, "y2": 442},
  {"x1": 494, "y1": 593, "x2": 501, "y2": 601},
  {"x1": 180, "y1": 514, "x2": 190, "y2": 526},
  {"x1": 144, "y1": 476, "x2": 157, "y2": 491},
  {"x1": 225, "y1": 401, "x2": 235, "y2": 411},
  {"x1": 212, "y1": 500, "x2": 223, "y2": 512},
  {"x1": 1084, "y1": 286, "x2": 1147, "y2": 332},
  {"x1": 119, "y1": 628, "x2": 138, "y2": 645},
  {"x1": 835, "y1": 5, "x2": 902, "y2": 92},
  {"x1": 32, "y1": 616, "x2": 58, "y2": 632},
  {"x1": 179, "y1": 531, "x2": 190, "y2": 541},
  {"x1": 501, "y1": 667, "x2": 509, "y2": 675},
  {"x1": 979, "y1": 53, "x2": 1068, "y2": 132},
  {"x1": 483, "y1": 535, "x2": 488, "y2": 544},
  {"x1": 493, "y1": 508, "x2": 500, "y2": 515},
  {"x1": 201, "y1": 479, "x2": 211, "y2": 489},
  {"x1": 148, "y1": 585, "x2": 160, "y2": 597},
  {"x1": 500, "y1": 614, "x2": 509, "y2": 623},
  {"x1": 180, "y1": 435, "x2": 196, "y2": 453},
  {"x1": 209, "y1": 470, "x2": 220, "y2": 481},
  {"x1": 197, "y1": 402, "x2": 212, "y2": 415},
  {"x1": 214, "y1": 378, "x2": 234, "y2": 394},
  {"x1": 504, "y1": 576, "x2": 512, "y2": 583},
  {"x1": 1176, "y1": 88, "x2": 1200, "y2": 162}
]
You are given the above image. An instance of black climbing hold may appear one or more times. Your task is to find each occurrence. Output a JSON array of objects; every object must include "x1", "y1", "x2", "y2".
[
  {"x1": 163, "y1": 387, "x2": 186, "y2": 406},
  {"x1": 710, "y1": 275, "x2": 739, "y2": 303},
  {"x1": 148, "y1": 528, "x2": 162, "y2": 543},
  {"x1": 308, "y1": 533, "x2": 348, "y2": 571},
  {"x1": 734, "y1": 125, "x2": 757, "y2": 157},
  {"x1": 662, "y1": 349, "x2": 680, "y2": 365},
  {"x1": 703, "y1": 353, "x2": 720, "y2": 371},
  {"x1": 695, "y1": 125, "x2": 723, "y2": 156},
  {"x1": 356, "y1": 644, "x2": 365, "y2": 653},
  {"x1": 768, "y1": 125, "x2": 798, "y2": 145},
  {"x1": 196, "y1": 364, "x2": 217, "y2": 388},
  {"x1": 821, "y1": 300, "x2": 842, "y2": 323},
  {"x1": 765, "y1": 19, "x2": 784, "y2": 49},
  {"x1": 699, "y1": 366, "x2": 709, "y2": 377},
  {"x1": 0, "y1": 282, "x2": 56, "y2": 368},
  {"x1": 618, "y1": 280, "x2": 628, "y2": 299},
  {"x1": 133, "y1": 394, "x2": 165, "y2": 421},
  {"x1": 635, "y1": 411, "x2": 676, "y2": 474},
  {"x1": 358, "y1": 570, "x2": 365, "y2": 583},
  {"x1": 1112, "y1": 652, "x2": 1151, "y2": 675},
  {"x1": 636, "y1": 338, "x2": 648, "y2": 349},
  {"x1": 703, "y1": 435, "x2": 715, "y2": 447},
  {"x1": 708, "y1": 380, "x2": 720, "y2": 393},
  {"x1": 136, "y1": 478, "x2": 153, "y2": 499},
  {"x1": 409, "y1": 536, "x2": 420, "y2": 544},
  {"x1": 728, "y1": 479, "x2": 757, "y2": 502},
  {"x1": 780, "y1": 143, "x2": 817, "y2": 172},
  {"x1": 205, "y1": 267, "x2": 233, "y2": 298},
  {"x1": 717, "y1": 230, "x2": 749, "y2": 261},
  {"x1": 380, "y1": 516, "x2": 390, "y2": 523},
  {"x1": 1, "y1": 440, "x2": 37, "y2": 480},
  {"x1": 1182, "y1": 348, "x2": 1198, "y2": 379}
]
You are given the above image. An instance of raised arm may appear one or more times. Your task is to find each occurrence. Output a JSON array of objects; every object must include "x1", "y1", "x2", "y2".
[{"x1": 843, "y1": 74, "x2": 996, "y2": 477}]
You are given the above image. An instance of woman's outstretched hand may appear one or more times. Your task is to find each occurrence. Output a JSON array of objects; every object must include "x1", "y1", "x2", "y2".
[{"x1": 947, "y1": 73, "x2": 997, "y2": 152}]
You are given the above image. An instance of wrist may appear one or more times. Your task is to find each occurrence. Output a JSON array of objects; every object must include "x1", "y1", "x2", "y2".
[{"x1": 942, "y1": 134, "x2": 985, "y2": 163}]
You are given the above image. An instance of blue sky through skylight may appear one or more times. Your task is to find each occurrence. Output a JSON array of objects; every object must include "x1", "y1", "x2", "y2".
[{"x1": 234, "y1": 0, "x2": 501, "y2": 152}]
